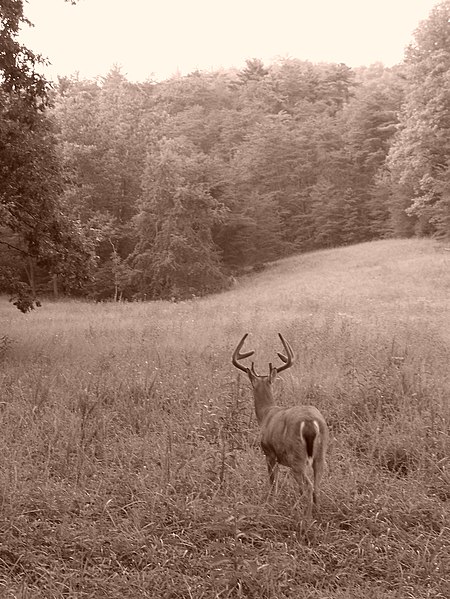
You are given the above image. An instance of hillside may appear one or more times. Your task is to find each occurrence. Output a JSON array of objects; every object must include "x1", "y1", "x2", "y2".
[{"x1": 0, "y1": 238, "x2": 449, "y2": 598}]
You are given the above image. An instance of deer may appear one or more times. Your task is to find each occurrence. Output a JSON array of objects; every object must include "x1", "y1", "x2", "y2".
[{"x1": 232, "y1": 333, "x2": 328, "y2": 516}]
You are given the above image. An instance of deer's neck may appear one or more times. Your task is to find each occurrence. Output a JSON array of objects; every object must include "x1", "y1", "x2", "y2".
[{"x1": 253, "y1": 387, "x2": 275, "y2": 425}]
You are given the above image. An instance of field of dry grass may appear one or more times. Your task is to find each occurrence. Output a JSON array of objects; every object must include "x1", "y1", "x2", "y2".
[{"x1": 0, "y1": 238, "x2": 449, "y2": 598}]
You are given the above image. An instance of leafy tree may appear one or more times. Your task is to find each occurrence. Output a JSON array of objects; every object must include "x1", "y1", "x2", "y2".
[
  {"x1": 55, "y1": 69, "x2": 148, "y2": 223},
  {"x1": 0, "y1": 0, "x2": 90, "y2": 310},
  {"x1": 53, "y1": 70, "x2": 152, "y2": 299},
  {"x1": 386, "y1": 0, "x2": 450, "y2": 237},
  {"x1": 332, "y1": 64, "x2": 405, "y2": 240},
  {"x1": 214, "y1": 189, "x2": 287, "y2": 268},
  {"x1": 132, "y1": 137, "x2": 227, "y2": 299},
  {"x1": 230, "y1": 112, "x2": 320, "y2": 251},
  {"x1": 266, "y1": 59, "x2": 354, "y2": 118}
]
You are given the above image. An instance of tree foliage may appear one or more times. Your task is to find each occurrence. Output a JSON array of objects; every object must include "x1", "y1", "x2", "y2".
[
  {"x1": 0, "y1": 0, "x2": 91, "y2": 310},
  {"x1": 132, "y1": 137, "x2": 227, "y2": 299},
  {"x1": 386, "y1": 0, "x2": 450, "y2": 237},
  {"x1": 2, "y1": 1, "x2": 449, "y2": 306}
]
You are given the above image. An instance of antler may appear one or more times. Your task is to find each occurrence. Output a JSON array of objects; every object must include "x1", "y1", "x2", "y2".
[
  {"x1": 276, "y1": 333, "x2": 294, "y2": 373},
  {"x1": 233, "y1": 333, "x2": 294, "y2": 376},
  {"x1": 232, "y1": 333, "x2": 255, "y2": 373}
]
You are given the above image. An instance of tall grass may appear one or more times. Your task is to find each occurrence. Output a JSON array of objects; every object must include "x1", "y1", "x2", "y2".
[{"x1": 0, "y1": 238, "x2": 448, "y2": 598}]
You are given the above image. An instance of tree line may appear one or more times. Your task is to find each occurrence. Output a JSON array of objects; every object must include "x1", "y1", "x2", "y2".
[{"x1": 1, "y1": 0, "x2": 450, "y2": 309}]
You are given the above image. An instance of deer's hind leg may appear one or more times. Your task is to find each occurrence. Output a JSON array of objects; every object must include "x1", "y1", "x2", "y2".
[
  {"x1": 312, "y1": 453, "x2": 325, "y2": 507},
  {"x1": 291, "y1": 461, "x2": 314, "y2": 518}
]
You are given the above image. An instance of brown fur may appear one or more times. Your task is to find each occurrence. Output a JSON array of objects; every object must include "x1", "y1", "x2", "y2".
[
  {"x1": 232, "y1": 333, "x2": 329, "y2": 515},
  {"x1": 258, "y1": 398, "x2": 328, "y2": 513}
]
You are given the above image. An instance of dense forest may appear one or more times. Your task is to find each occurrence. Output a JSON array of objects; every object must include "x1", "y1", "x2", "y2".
[{"x1": 1, "y1": 0, "x2": 450, "y2": 308}]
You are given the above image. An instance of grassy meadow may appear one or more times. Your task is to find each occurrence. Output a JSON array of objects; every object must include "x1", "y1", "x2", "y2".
[{"x1": 0, "y1": 238, "x2": 449, "y2": 598}]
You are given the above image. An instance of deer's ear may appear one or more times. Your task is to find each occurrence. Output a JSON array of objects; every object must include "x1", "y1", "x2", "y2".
[
  {"x1": 248, "y1": 369, "x2": 259, "y2": 386},
  {"x1": 269, "y1": 364, "x2": 278, "y2": 384}
]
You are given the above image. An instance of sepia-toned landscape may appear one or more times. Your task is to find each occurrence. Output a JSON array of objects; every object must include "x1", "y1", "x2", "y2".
[{"x1": 2, "y1": 2, "x2": 450, "y2": 597}]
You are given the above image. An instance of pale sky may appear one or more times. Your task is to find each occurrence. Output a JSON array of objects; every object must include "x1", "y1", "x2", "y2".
[{"x1": 19, "y1": 0, "x2": 440, "y2": 82}]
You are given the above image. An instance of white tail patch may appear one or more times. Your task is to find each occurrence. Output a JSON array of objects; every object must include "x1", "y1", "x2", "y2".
[
  {"x1": 300, "y1": 421, "x2": 306, "y2": 448},
  {"x1": 300, "y1": 419, "x2": 321, "y2": 465},
  {"x1": 300, "y1": 420, "x2": 320, "y2": 439}
]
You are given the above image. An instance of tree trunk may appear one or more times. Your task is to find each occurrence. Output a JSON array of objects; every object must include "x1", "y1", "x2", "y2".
[
  {"x1": 26, "y1": 256, "x2": 36, "y2": 297},
  {"x1": 52, "y1": 274, "x2": 58, "y2": 298}
]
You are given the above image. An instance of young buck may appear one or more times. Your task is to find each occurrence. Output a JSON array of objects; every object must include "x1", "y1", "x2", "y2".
[{"x1": 232, "y1": 333, "x2": 328, "y2": 515}]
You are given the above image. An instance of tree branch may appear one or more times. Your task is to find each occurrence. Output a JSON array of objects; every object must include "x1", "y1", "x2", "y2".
[{"x1": 0, "y1": 239, "x2": 30, "y2": 256}]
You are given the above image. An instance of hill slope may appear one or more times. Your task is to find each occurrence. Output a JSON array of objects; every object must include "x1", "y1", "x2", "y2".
[{"x1": 0, "y1": 238, "x2": 449, "y2": 598}]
